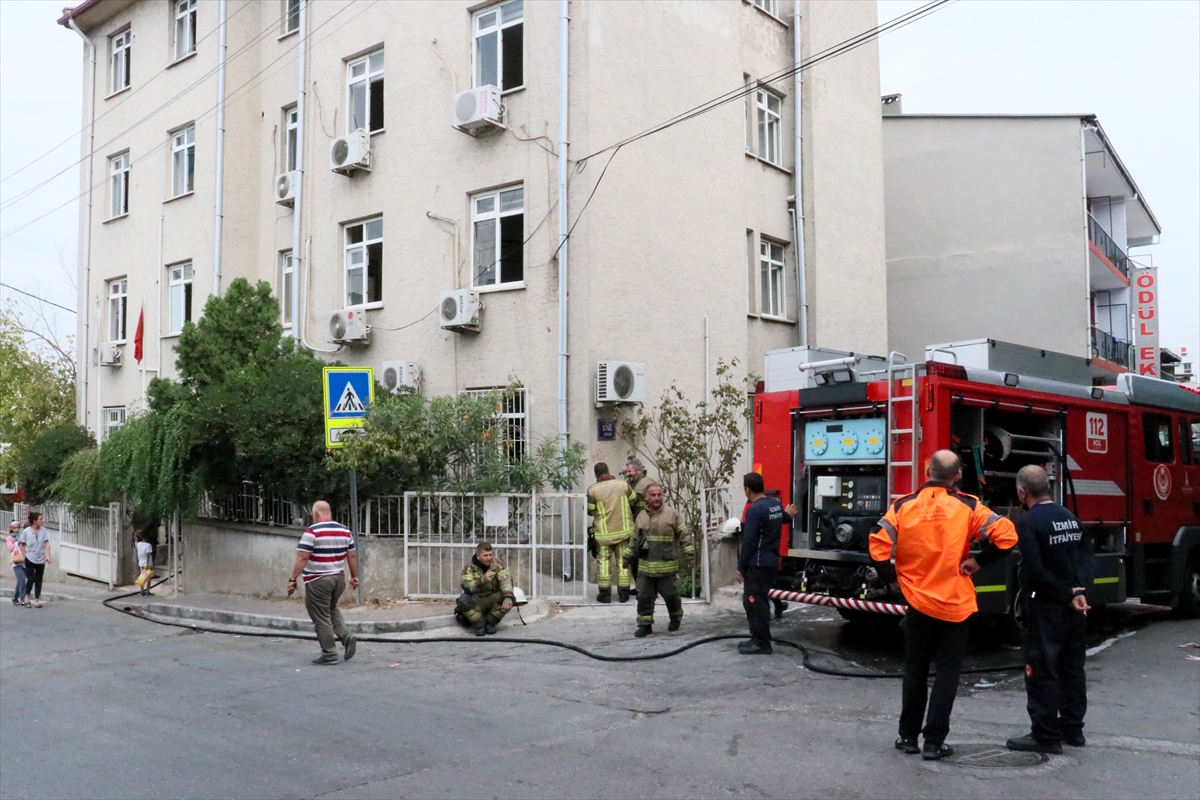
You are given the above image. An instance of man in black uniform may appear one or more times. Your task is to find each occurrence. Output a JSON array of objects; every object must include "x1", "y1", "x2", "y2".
[
  {"x1": 1007, "y1": 464, "x2": 1096, "y2": 755},
  {"x1": 737, "y1": 472, "x2": 785, "y2": 655}
]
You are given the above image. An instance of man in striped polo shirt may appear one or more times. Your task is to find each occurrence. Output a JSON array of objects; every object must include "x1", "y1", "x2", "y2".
[{"x1": 287, "y1": 501, "x2": 359, "y2": 665}]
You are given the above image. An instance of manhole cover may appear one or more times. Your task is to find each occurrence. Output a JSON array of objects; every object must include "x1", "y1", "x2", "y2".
[{"x1": 942, "y1": 743, "x2": 1048, "y2": 768}]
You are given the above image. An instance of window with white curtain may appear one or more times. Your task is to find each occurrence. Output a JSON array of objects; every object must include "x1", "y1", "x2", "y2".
[
  {"x1": 171, "y1": 125, "x2": 195, "y2": 197},
  {"x1": 108, "y1": 278, "x2": 128, "y2": 342},
  {"x1": 760, "y1": 238, "x2": 786, "y2": 318},
  {"x1": 474, "y1": 0, "x2": 523, "y2": 91},
  {"x1": 174, "y1": 0, "x2": 196, "y2": 61},
  {"x1": 756, "y1": 88, "x2": 782, "y2": 166},
  {"x1": 344, "y1": 218, "x2": 383, "y2": 306},
  {"x1": 109, "y1": 152, "x2": 130, "y2": 218},
  {"x1": 167, "y1": 262, "x2": 193, "y2": 334},
  {"x1": 110, "y1": 28, "x2": 131, "y2": 93}
]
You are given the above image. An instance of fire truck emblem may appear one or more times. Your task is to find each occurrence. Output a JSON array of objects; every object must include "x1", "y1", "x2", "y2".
[{"x1": 1153, "y1": 464, "x2": 1172, "y2": 501}]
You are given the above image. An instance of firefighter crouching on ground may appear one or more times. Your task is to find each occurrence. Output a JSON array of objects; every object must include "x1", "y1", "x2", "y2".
[
  {"x1": 868, "y1": 450, "x2": 1018, "y2": 761},
  {"x1": 456, "y1": 542, "x2": 514, "y2": 636},
  {"x1": 1007, "y1": 464, "x2": 1096, "y2": 755},
  {"x1": 623, "y1": 483, "x2": 695, "y2": 637},
  {"x1": 587, "y1": 462, "x2": 638, "y2": 603}
]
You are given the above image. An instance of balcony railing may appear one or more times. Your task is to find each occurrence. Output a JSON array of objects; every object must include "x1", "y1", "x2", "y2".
[
  {"x1": 1091, "y1": 326, "x2": 1134, "y2": 369},
  {"x1": 1088, "y1": 213, "x2": 1130, "y2": 281}
]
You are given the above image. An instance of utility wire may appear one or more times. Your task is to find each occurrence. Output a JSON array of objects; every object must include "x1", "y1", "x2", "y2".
[
  {"x1": 0, "y1": 0, "x2": 377, "y2": 241},
  {"x1": 0, "y1": 0, "x2": 255, "y2": 187},
  {"x1": 0, "y1": 282, "x2": 77, "y2": 314}
]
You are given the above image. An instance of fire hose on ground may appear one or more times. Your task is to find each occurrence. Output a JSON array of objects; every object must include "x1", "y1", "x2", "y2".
[{"x1": 102, "y1": 573, "x2": 1024, "y2": 679}]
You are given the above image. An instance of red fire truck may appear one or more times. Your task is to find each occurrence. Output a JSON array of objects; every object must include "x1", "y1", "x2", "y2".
[{"x1": 753, "y1": 345, "x2": 1200, "y2": 621}]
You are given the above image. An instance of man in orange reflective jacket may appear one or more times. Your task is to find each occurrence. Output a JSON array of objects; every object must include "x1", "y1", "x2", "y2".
[{"x1": 869, "y1": 450, "x2": 1017, "y2": 761}]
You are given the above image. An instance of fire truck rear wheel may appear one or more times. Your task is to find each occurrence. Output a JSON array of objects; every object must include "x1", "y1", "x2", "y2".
[{"x1": 1176, "y1": 552, "x2": 1200, "y2": 619}]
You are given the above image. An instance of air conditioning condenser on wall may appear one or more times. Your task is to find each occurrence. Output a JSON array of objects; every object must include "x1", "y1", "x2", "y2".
[
  {"x1": 439, "y1": 289, "x2": 482, "y2": 333},
  {"x1": 380, "y1": 360, "x2": 421, "y2": 394},
  {"x1": 330, "y1": 129, "x2": 371, "y2": 174},
  {"x1": 453, "y1": 86, "x2": 503, "y2": 135},
  {"x1": 100, "y1": 343, "x2": 123, "y2": 367},
  {"x1": 596, "y1": 361, "x2": 647, "y2": 405},
  {"x1": 327, "y1": 309, "x2": 370, "y2": 344},
  {"x1": 275, "y1": 170, "x2": 299, "y2": 205}
]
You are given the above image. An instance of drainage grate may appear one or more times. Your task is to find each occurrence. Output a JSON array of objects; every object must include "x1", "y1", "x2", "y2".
[{"x1": 943, "y1": 743, "x2": 1049, "y2": 768}]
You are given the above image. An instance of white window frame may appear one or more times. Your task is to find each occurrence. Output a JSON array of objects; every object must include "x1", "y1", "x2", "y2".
[
  {"x1": 167, "y1": 261, "x2": 193, "y2": 335},
  {"x1": 108, "y1": 278, "x2": 128, "y2": 343},
  {"x1": 759, "y1": 238, "x2": 787, "y2": 319},
  {"x1": 109, "y1": 152, "x2": 130, "y2": 218},
  {"x1": 110, "y1": 28, "x2": 131, "y2": 94},
  {"x1": 343, "y1": 218, "x2": 383, "y2": 307},
  {"x1": 282, "y1": 0, "x2": 300, "y2": 35},
  {"x1": 462, "y1": 386, "x2": 529, "y2": 461},
  {"x1": 280, "y1": 250, "x2": 295, "y2": 328},
  {"x1": 170, "y1": 124, "x2": 195, "y2": 198},
  {"x1": 471, "y1": 186, "x2": 525, "y2": 289},
  {"x1": 173, "y1": 0, "x2": 197, "y2": 62},
  {"x1": 755, "y1": 88, "x2": 782, "y2": 166},
  {"x1": 346, "y1": 49, "x2": 384, "y2": 134},
  {"x1": 284, "y1": 106, "x2": 299, "y2": 172},
  {"x1": 473, "y1": 0, "x2": 524, "y2": 92},
  {"x1": 753, "y1": 0, "x2": 781, "y2": 19},
  {"x1": 102, "y1": 406, "x2": 127, "y2": 441}
]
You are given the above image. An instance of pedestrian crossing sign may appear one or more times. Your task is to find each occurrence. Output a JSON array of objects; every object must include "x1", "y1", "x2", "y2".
[{"x1": 322, "y1": 366, "x2": 374, "y2": 448}]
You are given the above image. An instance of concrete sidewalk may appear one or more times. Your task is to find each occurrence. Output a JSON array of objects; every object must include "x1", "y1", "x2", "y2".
[{"x1": 0, "y1": 577, "x2": 549, "y2": 636}]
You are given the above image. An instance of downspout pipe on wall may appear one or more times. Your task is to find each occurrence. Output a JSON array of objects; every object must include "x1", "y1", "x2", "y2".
[
  {"x1": 557, "y1": 0, "x2": 570, "y2": 450},
  {"x1": 290, "y1": 0, "x2": 306, "y2": 337},
  {"x1": 68, "y1": 19, "x2": 95, "y2": 428},
  {"x1": 792, "y1": 0, "x2": 809, "y2": 347},
  {"x1": 212, "y1": 0, "x2": 228, "y2": 296}
]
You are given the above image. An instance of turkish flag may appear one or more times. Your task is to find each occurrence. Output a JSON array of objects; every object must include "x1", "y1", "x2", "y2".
[{"x1": 133, "y1": 305, "x2": 144, "y2": 364}]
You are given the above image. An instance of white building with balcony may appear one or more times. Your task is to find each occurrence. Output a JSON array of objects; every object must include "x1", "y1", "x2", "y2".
[
  {"x1": 881, "y1": 106, "x2": 1161, "y2": 382},
  {"x1": 60, "y1": 0, "x2": 889, "y2": 468}
]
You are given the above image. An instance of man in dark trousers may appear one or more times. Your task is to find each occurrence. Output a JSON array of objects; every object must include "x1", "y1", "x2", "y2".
[
  {"x1": 1007, "y1": 464, "x2": 1096, "y2": 755},
  {"x1": 868, "y1": 450, "x2": 1017, "y2": 760},
  {"x1": 737, "y1": 472, "x2": 785, "y2": 655}
]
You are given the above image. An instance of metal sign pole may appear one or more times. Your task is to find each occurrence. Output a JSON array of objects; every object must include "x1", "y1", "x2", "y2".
[{"x1": 350, "y1": 466, "x2": 362, "y2": 605}]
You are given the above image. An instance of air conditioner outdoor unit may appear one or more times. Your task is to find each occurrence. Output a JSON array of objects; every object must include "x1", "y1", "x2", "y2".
[
  {"x1": 274, "y1": 170, "x2": 299, "y2": 205},
  {"x1": 380, "y1": 360, "x2": 421, "y2": 394},
  {"x1": 596, "y1": 361, "x2": 647, "y2": 405},
  {"x1": 453, "y1": 85, "x2": 503, "y2": 134},
  {"x1": 326, "y1": 308, "x2": 370, "y2": 344},
  {"x1": 330, "y1": 129, "x2": 371, "y2": 174},
  {"x1": 100, "y1": 343, "x2": 123, "y2": 367},
  {"x1": 439, "y1": 289, "x2": 482, "y2": 333}
]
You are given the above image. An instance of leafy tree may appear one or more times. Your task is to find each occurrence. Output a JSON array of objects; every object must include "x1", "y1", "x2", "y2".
[
  {"x1": 0, "y1": 300, "x2": 76, "y2": 485},
  {"x1": 619, "y1": 359, "x2": 756, "y2": 532},
  {"x1": 12, "y1": 424, "x2": 94, "y2": 503}
]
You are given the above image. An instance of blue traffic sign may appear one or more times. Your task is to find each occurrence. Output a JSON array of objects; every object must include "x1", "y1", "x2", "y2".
[{"x1": 323, "y1": 367, "x2": 373, "y2": 420}]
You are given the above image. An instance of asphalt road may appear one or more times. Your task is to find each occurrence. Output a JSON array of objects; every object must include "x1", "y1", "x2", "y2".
[{"x1": 1, "y1": 597, "x2": 1197, "y2": 800}]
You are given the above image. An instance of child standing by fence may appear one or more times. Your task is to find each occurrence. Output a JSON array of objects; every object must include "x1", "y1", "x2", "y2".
[{"x1": 135, "y1": 531, "x2": 154, "y2": 596}]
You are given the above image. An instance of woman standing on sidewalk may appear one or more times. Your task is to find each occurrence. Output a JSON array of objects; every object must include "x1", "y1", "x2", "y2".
[
  {"x1": 7, "y1": 521, "x2": 27, "y2": 607},
  {"x1": 18, "y1": 512, "x2": 51, "y2": 608}
]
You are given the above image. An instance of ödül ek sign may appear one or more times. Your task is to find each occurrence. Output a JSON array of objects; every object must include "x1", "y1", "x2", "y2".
[{"x1": 1133, "y1": 268, "x2": 1159, "y2": 378}]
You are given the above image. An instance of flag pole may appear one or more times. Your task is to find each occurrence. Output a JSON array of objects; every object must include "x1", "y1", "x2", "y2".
[{"x1": 138, "y1": 297, "x2": 146, "y2": 402}]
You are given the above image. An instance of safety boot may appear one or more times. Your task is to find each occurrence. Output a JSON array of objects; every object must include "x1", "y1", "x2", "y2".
[
  {"x1": 668, "y1": 619, "x2": 681, "y2": 632},
  {"x1": 1063, "y1": 731, "x2": 1086, "y2": 747},
  {"x1": 1006, "y1": 734, "x2": 1061, "y2": 755},
  {"x1": 618, "y1": 588, "x2": 631, "y2": 603},
  {"x1": 484, "y1": 623, "x2": 498, "y2": 635},
  {"x1": 737, "y1": 640, "x2": 773, "y2": 655},
  {"x1": 596, "y1": 589, "x2": 612, "y2": 603},
  {"x1": 634, "y1": 625, "x2": 652, "y2": 638},
  {"x1": 473, "y1": 624, "x2": 487, "y2": 637}
]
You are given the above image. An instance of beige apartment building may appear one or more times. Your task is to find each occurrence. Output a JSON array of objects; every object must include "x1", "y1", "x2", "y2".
[
  {"x1": 61, "y1": 0, "x2": 887, "y2": 474},
  {"x1": 882, "y1": 106, "x2": 1162, "y2": 382}
]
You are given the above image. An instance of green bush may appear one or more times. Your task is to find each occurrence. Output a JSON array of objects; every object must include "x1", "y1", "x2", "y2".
[{"x1": 12, "y1": 424, "x2": 94, "y2": 503}]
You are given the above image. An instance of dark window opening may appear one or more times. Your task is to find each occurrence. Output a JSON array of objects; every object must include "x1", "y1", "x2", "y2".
[
  {"x1": 369, "y1": 76, "x2": 384, "y2": 132},
  {"x1": 502, "y1": 24, "x2": 523, "y2": 90},
  {"x1": 499, "y1": 213, "x2": 524, "y2": 284},
  {"x1": 366, "y1": 241, "x2": 383, "y2": 304},
  {"x1": 1143, "y1": 413, "x2": 1174, "y2": 463}
]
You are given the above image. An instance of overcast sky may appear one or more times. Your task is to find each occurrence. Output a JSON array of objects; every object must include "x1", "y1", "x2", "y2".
[{"x1": 1, "y1": 0, "x2": 1196, "y2": 368}]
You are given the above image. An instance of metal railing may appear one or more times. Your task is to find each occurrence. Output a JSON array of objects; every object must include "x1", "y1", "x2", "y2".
[
  {"x1": 1088, "y1": 213, "x2": 1130, "y2": 281},
  {"x1": 1090, "y1": 325, "x2": 1134, "y2": 369}
]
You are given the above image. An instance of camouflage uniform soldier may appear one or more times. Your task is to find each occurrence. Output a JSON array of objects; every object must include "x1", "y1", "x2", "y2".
[
  {"x1": 625, "y1": 483, "x2": 695, "y2": 637},
  {"x1": 456, "y1": 542, "x2": 514, "y2": 636},
  {"x1": 586, "y1": 462, "x2": 638, "y2": 603}
]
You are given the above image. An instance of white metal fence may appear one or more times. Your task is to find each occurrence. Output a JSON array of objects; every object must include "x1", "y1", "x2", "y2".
[{"x1": 12, "y1": 501, "x2": 122, "y2": 587}]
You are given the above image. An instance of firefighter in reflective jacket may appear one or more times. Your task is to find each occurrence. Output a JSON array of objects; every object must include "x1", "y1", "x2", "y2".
[
  {"x1": 587, "y1": 462, "x2": 638, "y2": 603},
  {"x1": 456, "y1": 542, "x2": 514, "y2": 636},
  {"x1": 868, "y1": 450, "x2": 1018, "y2": 760},
  {"x1": 624, "y1": 460, "x2": 654, "y2": 589},
  {"x1": 624, "y1": 483, "x2": 695, "y2": 637}
]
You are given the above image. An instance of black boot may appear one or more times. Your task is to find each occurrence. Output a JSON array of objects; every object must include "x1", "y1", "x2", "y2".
[
  {"x1": 668, "y1": 618, "x2": 681, "y2": 632},
  {"x1": 634, "y1": 625, "x2": 652, "y2": 638},
  {"x1": 618, "y1": 588, "x2": 631, "y2": 603},
  {"x1": 473, "y1": 624, "x2": 487, "y2": 637},
  {"x1": 596, "y1": 590, "x2": 612, "y2": 603},
  {"x1": 737, "y1": 640, "x2": 773, "y2": 655},
  {"x1": 1006, "y1": 734, "x2": 1061, "y2": 755}
]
